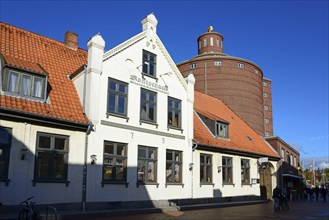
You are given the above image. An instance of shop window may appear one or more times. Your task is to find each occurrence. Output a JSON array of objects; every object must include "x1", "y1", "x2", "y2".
[
  {"x1": 166, "y1": 150, "x2": 182, "y2": 183},
  {"x1": 103, "y1": 141, "x2": 127, "y2": 183},
  {"x1": 0, "y1": 127, "x2": 12, "y2": 182},
  {"x1": 137, "y1": 146, "x2": 157, "y2": 183},
  {"x1": 222, "y1": 157, "x2": 233, "y2": 184},
  {"x1": 200, "y1": 154, "x2": 212, "y2": 183},
  {"x1": 241, "y1": 159, "x2": 250, "y2": 184}
]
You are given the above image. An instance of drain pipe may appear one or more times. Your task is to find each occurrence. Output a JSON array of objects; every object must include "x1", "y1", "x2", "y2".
[
  {"x1": 191, "y1": 141, "x2": 199, "y2": 199},
  {"x1": 82, "y1": 122, "x2": 93, "y2": 212}
]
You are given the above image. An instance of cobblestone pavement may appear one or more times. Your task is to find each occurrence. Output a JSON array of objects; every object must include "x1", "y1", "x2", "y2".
[{"x1": 80, "y1": 199, "x2": 329, "y2": 220}]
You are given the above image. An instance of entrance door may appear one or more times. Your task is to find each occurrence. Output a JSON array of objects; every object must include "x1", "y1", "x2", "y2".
[{"x1": 259, "y1": 165, "x2": 272, "y2": 200}]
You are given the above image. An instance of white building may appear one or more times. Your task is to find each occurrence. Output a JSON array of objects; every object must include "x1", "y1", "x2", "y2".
[{"x1": 71, "y1": 13, "x2": 195, "y2": 209}]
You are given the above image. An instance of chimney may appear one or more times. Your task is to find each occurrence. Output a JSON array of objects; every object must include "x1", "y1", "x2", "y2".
[{"x1": 64, "y1": 31, "x2": 78, "y2": 50}]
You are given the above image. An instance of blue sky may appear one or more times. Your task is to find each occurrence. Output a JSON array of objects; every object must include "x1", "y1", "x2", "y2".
[{"x1": 1, "y1": 0, "x2": 328, "y2": 169}]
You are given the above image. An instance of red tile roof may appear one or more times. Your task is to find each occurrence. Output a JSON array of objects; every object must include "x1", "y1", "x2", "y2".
[
  {"x1": 0, "y1": 22, "x2": 88, "y2": 125},
  {"x1": 194, "y1": 91, "x2": 280, "y2": 159}
]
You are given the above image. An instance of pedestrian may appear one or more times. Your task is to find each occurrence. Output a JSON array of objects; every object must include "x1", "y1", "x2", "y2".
[
  {"x1": 320, "y1": 184, "x2": 327, "y2": 201},
  {"x1": 314, "y1": 185, "x2": 319, "y2": 200},
  {"x1": 273, "y1": 186, "x2": 281, "y2": 211}
]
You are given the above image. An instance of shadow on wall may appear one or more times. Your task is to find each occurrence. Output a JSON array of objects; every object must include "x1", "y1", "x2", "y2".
[{"x1": 0, "y1": 126, "x2": 153, "y2": 214}]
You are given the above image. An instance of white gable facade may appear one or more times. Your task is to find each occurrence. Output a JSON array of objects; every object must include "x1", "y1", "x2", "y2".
[{"x1": 73, "y1": 14, "x2": 195, "y2": 209}]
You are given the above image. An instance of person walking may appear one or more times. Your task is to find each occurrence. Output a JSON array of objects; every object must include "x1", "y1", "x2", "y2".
[
  {"x1": 273, "y1": 186, "x2": 281, "y2": 211},
  {"x1": 314, "y1": 185, "x2": 319, "y2": 200},
  {"x1": 320, "y1": 184, "x2": 327, "y2": 201}
]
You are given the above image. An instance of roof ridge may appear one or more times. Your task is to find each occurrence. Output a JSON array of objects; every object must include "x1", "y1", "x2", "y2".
[{"x1": 0, "y1": 22, "x2": 87, "y2": 52}]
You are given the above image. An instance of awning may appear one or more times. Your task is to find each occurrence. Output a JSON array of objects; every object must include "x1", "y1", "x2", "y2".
[{"x1": 282, "y1": 174, "x2": 304, "y2": 179}]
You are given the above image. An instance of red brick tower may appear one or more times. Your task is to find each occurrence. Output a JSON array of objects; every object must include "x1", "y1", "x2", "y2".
[{"x1": 177, "y1": 26, "x2": 273, "y2": 136}]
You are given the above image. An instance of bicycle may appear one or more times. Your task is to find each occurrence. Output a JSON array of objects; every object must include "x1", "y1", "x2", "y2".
[{"x1": 18, "y1": 196, "x2": 40, "y2": 220}]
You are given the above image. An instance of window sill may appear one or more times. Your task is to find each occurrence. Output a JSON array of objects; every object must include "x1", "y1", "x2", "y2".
[
  {"x1": 241, "y1": 183, "x2": 252, "y2": 187},
  {"x1": 0, "y1": 178, "x2": 10, "y2": 186},
  {"x1": 106, "y1": 112, "x2": 129, "y2": 122},
  {"x1": 139, "y1": 120, "x2": 158, "y2": 128},
  {"x1": 142, "y1": 73, "x2": 158, "y2": 81},
  {"x1": 101, "y1": 181, "x2": 129, "y2": 188},
  {"x1": 200, "y1": 182, "x2": 215, "y2": 187},
  {"x1": 167, "y1": 126, "x2": 183, "y2": 133},
  {"x1": 32, "y1": 179, "x2": 70, "y2": 187},
  {"x1": 222, "y1": 183, "x2": 235, "y2": 187},
  {"x1": 136, "y1": 182, "x2": 159, "y2": 188},
  {"x1": 165, "y1": 183, "x2": 184, "y2": 188}
]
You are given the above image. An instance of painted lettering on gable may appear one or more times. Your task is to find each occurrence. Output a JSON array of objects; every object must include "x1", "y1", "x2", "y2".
[{"x1": 130, "y1": 75, "x2": 169, "y2": 94}]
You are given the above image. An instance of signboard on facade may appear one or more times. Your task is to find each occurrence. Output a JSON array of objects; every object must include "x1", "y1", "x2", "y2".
[
  {"x1": 258, "y1": 157, "x2": 268, "y2": 163},
  {"x1": 130, "y1": 75, "x2": 169, "y2": 94}
]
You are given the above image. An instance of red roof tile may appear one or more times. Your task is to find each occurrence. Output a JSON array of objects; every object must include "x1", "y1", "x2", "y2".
[
  {"x1": 0, "y1": 22, "x2": 88, "y2": 125},
  {"x1": 194, "y1": 91, "x2": 280, "y2": 158}
]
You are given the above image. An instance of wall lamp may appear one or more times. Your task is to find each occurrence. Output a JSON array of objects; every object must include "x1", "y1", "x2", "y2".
[
  {"x1": 20, "y1": 149, "x2": 27, "y2": 160},
  {"x1": 217, "y1": 166, "x2": 222, "y2": 173},
  {"x1": 189, "y1": 163, "x2": 194, "y2": 171},
  {"x1": 90, "y1": 155, "x2": 97, "y2": 165}
]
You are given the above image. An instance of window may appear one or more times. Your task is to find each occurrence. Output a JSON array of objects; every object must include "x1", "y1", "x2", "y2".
[
  {"x1": 222, "y1": 157, "x2": 233, "y2": 184},
  {"x1": 263, "y1": 82, "x2": 268, "y2": 87},
  {"x1": 203, "y1": 38, "x2": 207, "y2": 47},
  {"x1": 166, "y1": 150, "x2": 182, "y2": 183},
  {"x1": 264, "y1": 105, "x2": 269, "y2": 111},
  {"x1": 210, "y1": 37, "x2": 213, "y2": 46},
  {"x1": 255, "y1": 69, "x2": 259, "y2": 74},
  {"x1": 294, "y1": 156, "x2": 297, "y2": 167},
  {"x1": 140, "y1": 89, "x2": 157, "y2": 123},
  {"x1": 142, "y1": 50, "x2": 156, "y2": 77},
  {"x1": 190, "y1": 63, "x2": 197, "y2": 69},
  {"x1": 137, "y1": 146, "x2": 157, "y2": 183},
  {"x1": 263, "y1": 93, "x2": 268, "y2": 97},
  {"x1": 34, "y1": 133, "x2": 69, "y2": 181},
  {"x1": 0, "y1": 127, "x2": 11, "y2": 180},
  {"x1": 198, "y1": 41, "x2": 201, "y2": 49},
  {"x1": 103, "y1": 141, "x2": 127, "y2": 182},
  {"x1": 265, "y1": 118, "x2": 269, "y2": 124},
  {"x1": 2, "y1": 69, "x2": 46, "y2": 100},
  {"x1": 168, "y1": 97, "x2": 181, "y2": 128},
  {"x1": 281, "y1": 148, "x2": 285, "y2": 160},
  {"x1": 200, "y1": 154, "x2": 212, "y2": 183},
  {"x1": 214, "y1": 61, "x2": 222, "y2": 66},
  {"x1": 286, "y1": 152, "x2": 291, "y2": 164},
  {"x1": 215, "y1": 121, "x2": 228, "y2": 138},
  {"x1": 107, "y1": 78, "x2": 128, "y2": 116},
  {"x1": 238, "y1": 63, "x2": 245, "y2": 68},
  {"x1": 241, "y1": 159, "x2": 250, "y2": 184},
  {"x1": 216, "y1": 38, "x2": 220, "y2": 47},
  {"x1": 265, "y1": 132, "x2": 270, "y2": 137}
]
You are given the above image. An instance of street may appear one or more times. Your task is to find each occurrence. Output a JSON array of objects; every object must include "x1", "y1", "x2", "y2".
[{"x1": 77, "y1": 199, "x2": 329, "y2": 220}]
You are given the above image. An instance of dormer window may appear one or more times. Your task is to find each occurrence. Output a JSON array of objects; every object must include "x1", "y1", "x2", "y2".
[
  {"x1": 1, "y1": 68, "x2": 47, "y2": 101},
  {"x1": 142, "y1": 50, "x2": 157, "y2": 78},
  {"x1": 215, "y1": 121, "x2": 228, "y2": 138}
]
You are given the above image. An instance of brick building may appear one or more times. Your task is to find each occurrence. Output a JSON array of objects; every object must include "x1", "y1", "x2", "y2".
[{"x1": 177, "y1": 27, "x2": 274, "y2": 137}]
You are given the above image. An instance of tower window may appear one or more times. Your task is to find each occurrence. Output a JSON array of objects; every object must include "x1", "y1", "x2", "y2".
[
  {"x1": 210, "y1": 37, "x2": 213, "y2": 46},
  {"x1": 190, "y1": 63, "x2": 197, "y2": 69},
  {"x1": 203, "y1": 38, "x2": 207, "y2": 47},
  {"x1": 214, "y1": 61, "x2": 222, "y2": 66},
  {"x1": 238, "y1": 63, "x2": 245, "y2": 68}
]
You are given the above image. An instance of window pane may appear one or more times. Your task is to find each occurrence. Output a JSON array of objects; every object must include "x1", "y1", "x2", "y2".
[
  {"x1": 108, "y1": 94, "x2": 116, "y2": 113},
  {"x1": 174, "y1": 112, "x2": 179, "y2": 127},
  {"x1": 109, "y1": 81, "x2": 116, "y2": 91},
  {"x1": 166, "y1": 162, "x2": 173, "y2": 182},
  {"x1": 104, "y1": 143, "x2": 114, "y2": 155},
  {"x1": 148, "y1": 104, "x2": 155, "y2": 121},
  {"x1": 166, "y1": 151, "x2": 173, "y2": 161},
  {"x1": 21, "y1": 75, "x2": 31, "y2": 95},
  {"x1": 36, "y1": 151, "x2": 50, "y2": 178},
  {"x1": 117, "y1": 144, "x2": 126, "y2": 156},
  {"x1": 174, "y1": 163, "x2": 181, "y2": 182},
  {"x1": 206, "y1": 166, "x2": 212, "y2": 182},
  {"x1": 142, "y1": 63, "x2": 148, "y2": 74},
  {"x1": 175, "y1": 152, "x2": 181, "y2": 162},
  {"x1": 200, "y1": 155, "x2": 205, "y2": 164},
  {"x1": 149, "y1": 148, "x2": 156, "y2": 159},
  {"x1": 118, "y1": 84, "x2": 126, "y2": 93},
  {"x1": 118, "y1": 96, "x2": 126, "y2": 114},
  {"x1": 54, "y1": 138, "x2": 66, "y2": 150},
  {"x1": 147, "y1": 161, "x2": 156, "y2": 182},
  {"x1": 52, "y1": 153, "x2": 65, "y2": 179},
  {"x1": 137, "y1": 160, "x2": 146, "y2": 182},
  {"x1": 0, "y1": 128, "x2": 10, "y2": 144},
  {"x1": 149, "y1": 64, "x2": 155, "y2": 76},
  {"x1": 8, "y1": 72, "x2": 19, "y2": 93},
  {"x1": 200, "y1": 166, "x2": 205, "y2": 182},
  {"x1": 149, "y1": 93, "x2": 155, "y2": 102},
  {"x1": 103, "y1": 164, "x2": 113, "y2": 180},
  {"x1": 33, "y1": 77, "x2": 43, "y2": 98},
  {"x1": 39, "y1": 136, "x2": 51, "y2": 149},
  {"x1": 138, "y1": 147, "x2": 146, "y2": 158},
  {"x1": 168, "y1": 111, "x2": 173, "y2": 126}
]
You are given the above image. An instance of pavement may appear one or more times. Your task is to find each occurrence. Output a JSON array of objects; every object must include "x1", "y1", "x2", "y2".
[{"x1": 1, "y1": 198, "x2": 328, "y2": 220}]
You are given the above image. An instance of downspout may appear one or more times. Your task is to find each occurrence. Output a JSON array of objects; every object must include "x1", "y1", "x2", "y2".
[
  {"x1": 82, "y1": 64, "x2": 87, "y2": 113},
  {"x1": 82, "y1": 122, "x2": 93, "y2": 212},
  {"x1": 191, "y1": 141, "x2": 199, "y2": 199}
]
